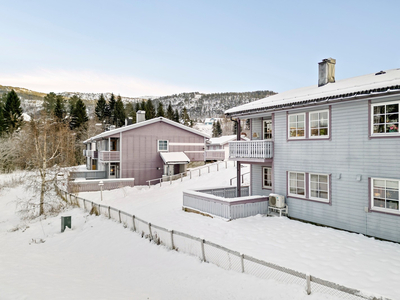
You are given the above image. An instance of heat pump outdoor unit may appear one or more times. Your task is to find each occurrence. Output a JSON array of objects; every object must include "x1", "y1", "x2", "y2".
[{"x1": 269, "y1": 194, "x2": 285, "y2": 208}]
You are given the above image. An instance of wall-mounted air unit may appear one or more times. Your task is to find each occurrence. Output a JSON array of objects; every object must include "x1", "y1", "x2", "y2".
[{"x1": 269, "y1": 194, "x2": 285, "y2": 208}]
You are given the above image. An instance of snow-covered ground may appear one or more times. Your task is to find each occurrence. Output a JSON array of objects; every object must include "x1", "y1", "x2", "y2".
[{"x1": 0, "y1": 165, "x2": 398, "y2": 299}]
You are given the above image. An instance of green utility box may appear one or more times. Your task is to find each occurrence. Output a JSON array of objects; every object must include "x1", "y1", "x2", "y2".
[{"x1": 61, "y1": 216, "x2": 71, "y2": 232}]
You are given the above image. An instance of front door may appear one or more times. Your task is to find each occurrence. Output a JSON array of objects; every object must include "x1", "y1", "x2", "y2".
[{"x1": 110, "y1": 163, "x2": 119, "y2": 178}]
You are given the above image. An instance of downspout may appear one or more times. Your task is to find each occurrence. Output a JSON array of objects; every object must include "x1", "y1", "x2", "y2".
[{"x1": 230, "y1": 116, "x2": 241, "y2": 197}]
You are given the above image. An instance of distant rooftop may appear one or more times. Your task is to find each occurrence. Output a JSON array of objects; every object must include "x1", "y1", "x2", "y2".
[{"x1": 225, "y1": 68, "x2": 400, "y2": 116}]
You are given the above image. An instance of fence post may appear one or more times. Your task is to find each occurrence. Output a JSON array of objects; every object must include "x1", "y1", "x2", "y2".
[
  {"x1": 181, "y1": 173, "x2": 183, "y2": 182},
  {"x1": 170, "y1": 176, "x2": 172, "y2": 185},
  {"x1": 201, "y1": 239, "x2": 206, "y2": 262},
  {"x1": 108, "y1": 206, "x2": 111, "y2": 219},
  {"x1": 98, "y1": 203, "x2": 101, "y2": 215},
  {"x1": 160, "y1": 179, "x2": 162, "y2": 187},
  {"x1": 148, "y1": 223, "x2": 153, "y2": 241},
  {"x1": 199, "y1": 169, "x2": 201, "y2": 177},
  {"x1": 170, "y1": 230, "x2": 174, "y2": 250},
  {"x1": 208, "y1": 166, "x2": 210, "y2": 173},
  {"x1": 190, "y1": 171, "x2": 192, "y2": 179},
  {"x1": 241, "y1": 254, "x2": 245, "y2": 273},
  {"x1": 132, "y1": 215, "x2": 136, "y2": 232},
  {"x1": 217, "y1": 163, "x2": 219, "y2": 171},
  {"x1": 306, "y1": 274, "x2": 311, "y2": 295},
  {"x1": 83, "y1": 199, "x2": 86, "y2": 210},
  {"x1": 118, "y1": 210, "x2": 121, "y2": 223}
]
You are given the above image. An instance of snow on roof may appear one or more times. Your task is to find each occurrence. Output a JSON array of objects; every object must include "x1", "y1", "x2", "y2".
[
  {"x1": 84, "y1": 117, "x2": 211, "y2": 143},
  {"x1": 160, "y1": 152, "x2": 190, "y2": 164},
  {"x1": 208, "y1": 135, "x2": 237, "y2": 146},
  {"x1": 225, "y1": 68, "x2": 400, "y2": 116}
]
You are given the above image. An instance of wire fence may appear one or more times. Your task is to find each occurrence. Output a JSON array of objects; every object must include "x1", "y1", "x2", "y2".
[{"x1": 57, "y1": 186, "x2": 391, "y2": 300}]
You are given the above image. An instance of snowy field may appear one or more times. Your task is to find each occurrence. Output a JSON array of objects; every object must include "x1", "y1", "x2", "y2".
[{"x1": 0, "y1": 165, "x2": 398, "y2": 299}]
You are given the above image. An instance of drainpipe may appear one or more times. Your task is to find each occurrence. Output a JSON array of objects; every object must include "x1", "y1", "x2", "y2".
[{"x1": 231, "y1": 117, "x2": 241, "y2": 197}]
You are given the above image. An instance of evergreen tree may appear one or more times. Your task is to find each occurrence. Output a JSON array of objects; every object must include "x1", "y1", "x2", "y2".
[
  {"x1": 69, "y1": 98, "x2": 88, "y2": 130},
  {"x1": 180, "y1": 107, "x2": 191, "y2": 126},
  {"x1": 54, "y1": 96, "x2": 66, "y2": 121},
  {"x1": 125, "y1": 102, "x2": 136, "y2": 123},
  {"x1": 135, "y1": 102, "x2": 140, "y2": 112},
  {"x1": 0, "y1": 102, "x2": 4, "y2": 136},
  {"x1": 216, "y1": 120, "x2": 222, "y2": 136},
  {"x1": 173, "y1": 109, "x2": 180, "y2": 123},
  {"x1": 140, "y1": 99, "x2": 146, "y2": 111},
  {"x1": 156, "y1": 102, "x2": 165, "y2": 117},
  {"x1": 212, "y1": 121, "x2": 218, "y2": 137},
  {"x1": 4, "y1": 89, "x2": 23, "y2": 134},
  {"x1": 114, "y1": 95, "x2": 126, "y2": 127},
  {"x1": 95, "y1": 94, "x2": 107, "y2": 121},
  {"x1": 68, "y1": 95, "x2": 80, "y2": 116},
  {"x1": 42, "y1": 92, "x2": 58, "y2": 115},
  {"x1": 145, "y1": 100, "x2": 156, "y2": 120},
  {"x1": 108, "y1": 93, "x2": 116, "y2": 125},
  {"x1": 166, "y1": 102, "x2": 174, "y2": 120}
]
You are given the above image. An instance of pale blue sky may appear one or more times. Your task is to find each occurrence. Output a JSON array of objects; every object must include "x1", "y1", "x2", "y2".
[{"x1": 1, "y1": 0, "x2": 399, "y2": 97}]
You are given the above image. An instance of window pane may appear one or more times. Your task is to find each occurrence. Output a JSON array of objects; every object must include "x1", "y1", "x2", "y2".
[
  {"x1": 290, "y1": 180, "x2": 297, "y2": 188},
  {"x1": 311, "y1": 190, "x2": 318, "y2": 198},
  {"x1": 320, "y1": 112, "x2": 328, "y2": 120},
  {"x1": 373, "y1": 179, "x2": 386, "y2": 187},
  {"x1": 290, "y1": 173, "x2": 296, "y2": 180},
  {"x1": 387, "y1": 104, "x2": 399, "y2": 113},
  {"x1": 297, "y1": 188, "x2": 305, "y2": 195},
  {"x1": 320, "y1": 119, "x2": 328, "y2": 127},
  {"x1": 373, "y1": 125, "x2": 384, "y2": 133},
  {"x1": 310, "y1": 181, "x2": 318, "y2": 190},
  {"x1": 310, "y1": 174, "x2": 318, "y2": 182},
  {"x1": 374, "y1": 105, "x2": 385, "y2": 114},
  {"x1": 297, "y1": 130, "x2": 304, "y2": 137},
  {"x1": 297, "y1": 173, "x2": 304, "y2": 181},
  {"x1": 290, "y1": 187, "x2": 297, "y2": 194},
  {"x1": 387, "y1": 124, "x2": 399, "y2": 132},
  {"x1": 387, "y1": 113, "x2": 399, "y2": 122},
  {"x1": 289, "y1": 115, "x2": 297, "y2": 123},
  {"x1": 298, "y1": 114, "x2": 304, "y2": 122},
  {"x1": 386, "y1": 190, "x2": 399, "y2": 200},
  {"x1": 387, "y1": 180, "x2": 399, "y2": 189},
  {"x1": 311, "y1": 129, "x2": 318, "y2": 136},
  {"x1": 319, "y1": 191, "x2": 328, "y2": 199},
  {"x1": 290, "y1": 129, "x2": 297, "y2": 137},
  {"x1": 310, "y1": 121, "x2": 318, "y2": 129},
  {"x1": 319, "y1": 183, "x2": 328, "y2": 192},
  {"x1": 310, "y1": 113, "x2": 318, "y2": 121},
  {"x1": 319, "y1": 128, "x2": 328, "y2": 136},
  {"x1": 374, "y1": 198, "x2": 385, "y2": 208},
  {"x1": 373, "y1": 188, "x2": 385, "y2": 199},
  {"x1": 387, "y1": 200, "x2": 399, "y2": 210},
  {"x1": 319, "y1": 175, "x2": 328, "y2": 183}
]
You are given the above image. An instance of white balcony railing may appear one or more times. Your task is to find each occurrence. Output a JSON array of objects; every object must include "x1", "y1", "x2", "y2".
[
  {"x1": 229, "y1": 140, "x2": 273, "y2": 159},
  {"x1": 99, "y1": 151, "x2": 120, "y2": 162},
  {"x1": 85, "y1": 150, "x2": 98, "y2": 159}
]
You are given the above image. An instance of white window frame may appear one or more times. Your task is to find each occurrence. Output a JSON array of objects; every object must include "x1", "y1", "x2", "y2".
[
  {"x1": 309, "y1": 110, "x2": 330, "y2": 139},
  {"x1": 262, "y1": 167, "x2": 272, "y2": 189},
  {"x1": 288, "y1": 113, "x2": 306, "y2": 139},
  {"x1": 157, "y1": 140, "x2": 169, "y2": 152},
  {"x1": 309, "y1": 173, "x2": 330, "y2": 203},
  {"x1": 371, "y1": 101, "x2": 400, "y2": 136},
  {"x1": 288, "y1": 171, "x2": 306, "y2": 198},
  {"x1": 371, "y1": 178, "x2": 400, "y2": 214},
  {"x1": 263, "y1": 120, "x2": 273, "y2": 140}
]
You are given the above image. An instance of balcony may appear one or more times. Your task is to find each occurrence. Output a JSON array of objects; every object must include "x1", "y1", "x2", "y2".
[
  {"x1": 229, "y1": 140, "x2": 273, "y2": 162},
  {"x1": 85, "y1": 150, "x2": 98, "y2": 159},
  {"x1": 99, "y1": 151, "x2": 120, "y2": 162}
]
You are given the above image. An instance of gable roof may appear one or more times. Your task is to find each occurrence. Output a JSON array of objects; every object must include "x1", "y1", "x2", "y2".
[
  {"x1": 225, "y1": 68, "x2": 400, "y2": 117},
  {"x1": 84, "y1": 117, "x2": 211, "y2": 143}
]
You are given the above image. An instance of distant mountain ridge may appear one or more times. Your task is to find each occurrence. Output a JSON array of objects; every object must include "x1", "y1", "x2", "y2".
[{"x1": 0, "y1": 84, "x2": 276, "y2": 120}]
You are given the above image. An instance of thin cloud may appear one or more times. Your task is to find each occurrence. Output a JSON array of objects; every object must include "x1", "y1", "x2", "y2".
[{"x1": 0, "y1": 69, "x2": 190, "y2": 97}]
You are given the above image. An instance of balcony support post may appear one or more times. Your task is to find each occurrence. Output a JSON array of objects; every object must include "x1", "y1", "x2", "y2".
[{"x1": 236, "y1": 118, "x2": 241, "y2": 197}]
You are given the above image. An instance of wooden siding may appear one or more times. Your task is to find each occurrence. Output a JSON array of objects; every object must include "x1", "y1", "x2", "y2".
[
  {"x1": 121, "y1": 121, "x2": 206, "y2": 185},
  {"x1": 250, "y1": 99, "x2": 400, "y2": 242}
]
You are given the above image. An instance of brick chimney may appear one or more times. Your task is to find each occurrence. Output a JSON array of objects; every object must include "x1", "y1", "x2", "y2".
[{"x1": 318, "y1": 58, "x2": 336, "y2": 87}]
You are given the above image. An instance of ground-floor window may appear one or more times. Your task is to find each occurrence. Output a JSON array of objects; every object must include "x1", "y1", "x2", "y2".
[
  {"x1": 288, "y1": 172, "x2": 305, "y2": 197},
  {"x1": 262, "y1": 167, "x2": 272, "y2": 189},
  {"x1": 372, "y1": 178, "x2": 399, "y2": 212},
  {"x1": 309, "y1": 173, "x2": 329, "y2": 202}
]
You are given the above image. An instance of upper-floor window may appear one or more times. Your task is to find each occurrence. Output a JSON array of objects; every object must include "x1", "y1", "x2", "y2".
[
  {"x1": 309, "y1": 110, "x2": 329, "y2": 138},
  {"x1": 288, "y1": 113, "x2": 305, "y2": 139},
  {"x1": 372, "y1": 101, "x2": 399, "y2": 135},
  {"x1": 263, "y1": 120, "x2": 273, "y2": 140},
  {"x1": 158, "y1": 140, "x2": 169, "y2": 151},
  {"x1": 371, "y1": 178, "x2": 399, "y2": 213},
  {"x1": 263, "y1": 167, "x2": 272, "y2": 189}
]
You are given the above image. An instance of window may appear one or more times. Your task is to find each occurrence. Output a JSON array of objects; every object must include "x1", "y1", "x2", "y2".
[
  {"x1": 263, "y1": 167, "x2": 272, "y2": 189},
  {"x1": 288, "y1": 172, "x2": 305, "y2": 197},
  {"x1": 263, "y1": 120, "x2": 273, "y2": 140},
  {"x1": 309, "y1": 110, "x2": 329, "y2": 138},
  {"x1": 372, "y1": 102, "x2": 399, "y2": 135},
  {"x1": 372, "y1": 178, "x2": 399, "y2": 212},
  {"x1": 288, "y1": 113, "x2": 305, "y2": 138},
  {"x1": 158, "y1": 140, "x2": 168, "y2": 151},
  {"x1": 309, "y1": 173, "x2": 329, "y2": 202}
]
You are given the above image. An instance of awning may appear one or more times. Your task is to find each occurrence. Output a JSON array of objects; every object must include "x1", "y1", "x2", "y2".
[{"x1": 160, "y1": 152, "x2": 190, "y2": 165}]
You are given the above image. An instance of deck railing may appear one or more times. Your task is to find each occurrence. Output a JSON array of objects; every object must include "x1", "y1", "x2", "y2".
[
  {"x1": 229, "y1": 140, "x2": 273, "y2": 159},
  {"x1": 99, "y1": 151, "x2": 120, "y2": 162},
  {"x1": 205, "y1": 150, "x2": 226, "y2": 160}
]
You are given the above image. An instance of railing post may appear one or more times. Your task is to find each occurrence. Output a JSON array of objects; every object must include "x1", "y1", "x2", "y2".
[
  {"x1": 108, "y1": 206, "x2": 111, "y2": 219},
  {"x1": 148, "y1": 223, "x2": 153, "y2": 241},
  {"x1": 241, "y1": 254, "x2": 245, "y2": 273},
  {"x1": 118, "y1": 210, "x2": 121, "y2": 223},
  {"x1": 306, "y1": 274, "x2": 311, "y2": 295},
  {"x1": 132, "y1": 215, "x2": 136, "y2": 232},
  {"x1": 170, "y1": 230, "x2": 174, "y2": 250},
  {"x1": 201, "y1": 239, "x2": 206, "y2": 262}
]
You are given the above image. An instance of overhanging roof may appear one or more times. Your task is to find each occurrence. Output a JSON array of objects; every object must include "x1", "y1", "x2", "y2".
[
  {"x1": 225, "y1": 68, "x2": 400, "y2": 117},
  {"x1": 84, "y1": 117, "x2": 210, "y2": 143},
  {"x1": 160, "y1": 152, "x2": 190, "y2": 165}
]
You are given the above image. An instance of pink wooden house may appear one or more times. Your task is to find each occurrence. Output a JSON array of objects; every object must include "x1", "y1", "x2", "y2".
[{"x1": 82, "y1": 116, "x2": 211, "y2": 185}]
